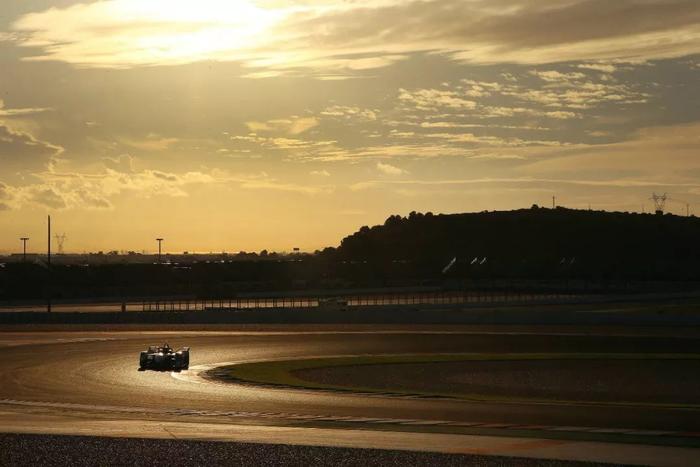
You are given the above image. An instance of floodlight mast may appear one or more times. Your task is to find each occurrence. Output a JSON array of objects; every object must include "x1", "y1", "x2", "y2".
[
  {"x1": 47, "y1": 215, "x2": 51, "y2": 313},
  {"x1": 20, "y1": 237, "x2": 29, "y2": 262},
  {"x1": 156, "y1": 238, "x2": 164, "y2": 263}
]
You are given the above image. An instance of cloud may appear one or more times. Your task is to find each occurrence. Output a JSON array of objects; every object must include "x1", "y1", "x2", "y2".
[
  {"x1": 0, "y1": 99, "x2": 52, "y2": 117},
  {"x1": 102, "y1": 154, "x2": 134, "y2": 173},
  {"x1": 27, "y1": 186, "x2": 67, "y2": 209},
  {"x1": 544, "y1": 111, "x2": 578, "y2": 119},
  {"x1": 500, "y1": 79, "x2": 647, "y2": 110},
  {"x1": 0, "y1": 182, "x2": 16, "y2": 210},
  {"x1": 376, "y1": 161, "x2": 407, "y2": 175},
  {"x1": 8, "y1": 0, "x2": 286, "y2": 67},
  {"x1": 0, "y1": 168, "x2": 217, "y2": 211},
  {"x1": 345, "y1": 122, "x2": 700, "y2": 201},
  {"x1": 578, "y1": 63, "x2": 618, "y2": 73},
  {"x1": 246, "y1": 116, "x2": 319, "y2": 135},
  {"x1": 425, "y1": 132, "x2": 563, "y2": 148},
  {"x1": 399, "y1": 88, "x2": 477, "y2": 110},
  {"x1": 529, "y1": 70, "x2": 587, "y2": 83},
  {"x1": 244, "y1": 53, "x2": 407, "y2": 76},
  {"x1": 239, "y1": 179, "x2": 333, "y2": 194},
  {"x1": 321, "y1": 106, "x2": 378, "y2": 121},
  {"x1": 6, "y1": 0, "x2": 700, "y2": 72},
  {"x1": 398, "y1": 73, "x2": 646, "y2": 127},
  {"x1": 470, "y1": 153, "x2": 526, "y2": 160},
  {"x1": 517, "y1": 121, "x2": 700, "y2": 183},
  {"x1": 510, "y1": 83, "x2": 646, "y2": 109},
  {"x1": 269, "y1": 138, "x2": 335, "y2": 150},
  {"x1": 73, "y1": 189, "x2": 113, "y2": 209},
  {"x1": 0, "y1": 124, "x2": 63, "y2": 173},
  {"x1": 1, "y1": 183, "x2": 106, "y2": 211},
  {"x1": 350, "y1": 175, "x2": 700, "y2": 193},
  {"x1": 286, "y1": 141, "x2": 472, "y2": 162},
  {"x1": 225, "y1": 71, "x2": 648, "y2": 165},
  {"x1": 289, "y1": 117, "x2": 319, "y2": 135},
  {"x1": 120, "y1": 134, "x2": 180, "y2": 151},
  {"x1": 475, "y1": 106, "x2": 579, "y2": 119},
  {"x1": 0, "y1": 165, "x2": 334, "y2": 211},
  {"x1": 310, "y1": 169, "x2": 331, "y2": 176},
  {"x1": 228, "y1": 129, "x2": 340, "y2": 160},
  {"x1": 285, "y1": 116, "x2": 700, "y2": 177},
  {"x1": 419, "y1": 122, "x2": 550, "y2": 131},
  {"x1": 389, "y1": 130, "x2": 416, "y2": 138}
]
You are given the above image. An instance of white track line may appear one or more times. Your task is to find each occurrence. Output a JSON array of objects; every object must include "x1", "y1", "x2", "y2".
[{"x1": 1, "y1": 398, "x2": 698, "y2": 440}]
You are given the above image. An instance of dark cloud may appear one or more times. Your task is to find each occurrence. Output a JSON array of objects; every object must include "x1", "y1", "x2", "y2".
[
  {"x1": 75, "y1": 189, "x2": 113, "y2": 209},
  {"x1": 28, "y1": 186, "x2": 66, "y2": 209},
  {"x1": 452, "y1": 0, "x2": 700, "y2": 47},
  {"x1": 280, "y1": 0, "x2": 700, "y2": 64},
  {"x1": 151, "y1": 171, "x2": 178, "y2": 182},
  {"x1": 0, "y1": 124, "x2": 62, "y2": 173}
]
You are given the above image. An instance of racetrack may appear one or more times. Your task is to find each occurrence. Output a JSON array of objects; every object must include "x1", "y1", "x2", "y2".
[{"x1": 1, "y1": 325, "x2": 699, "y2": 465}]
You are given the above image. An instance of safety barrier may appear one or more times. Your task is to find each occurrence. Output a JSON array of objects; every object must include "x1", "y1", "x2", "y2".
[{"x1": 140, "y1": 290, "x2": 581, "y2": 312}]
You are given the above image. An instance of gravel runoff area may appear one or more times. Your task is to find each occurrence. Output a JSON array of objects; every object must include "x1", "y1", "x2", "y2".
[{"x1": 0, "y1": 434, "x2": 618, "y2": 467}]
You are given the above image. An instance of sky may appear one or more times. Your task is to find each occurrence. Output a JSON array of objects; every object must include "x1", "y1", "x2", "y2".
[{"x1": 1, "y1": 0, "x2": 700, "y2": 254}]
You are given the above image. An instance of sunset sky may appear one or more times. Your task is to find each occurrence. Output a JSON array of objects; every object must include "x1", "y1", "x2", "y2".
[{"x1": 1, "y1": 0, "x2": 700, "y2": 253}]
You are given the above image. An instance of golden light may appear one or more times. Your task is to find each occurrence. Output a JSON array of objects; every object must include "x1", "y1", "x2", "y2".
[{"x1": 14, "y1": 0, "x2": 290, "y2": 66}]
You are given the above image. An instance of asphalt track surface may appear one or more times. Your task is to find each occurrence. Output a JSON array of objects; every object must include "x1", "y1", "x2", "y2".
[{"x1": 1, "y1": 326, "x2": 699, "y2": 465}]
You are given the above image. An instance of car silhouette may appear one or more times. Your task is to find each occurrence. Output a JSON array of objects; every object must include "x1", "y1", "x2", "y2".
[{"x1": 139, "y1": 343, "x2": 189, "y2": 371}]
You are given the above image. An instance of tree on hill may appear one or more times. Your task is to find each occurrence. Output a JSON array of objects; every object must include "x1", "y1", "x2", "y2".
[{"x1": 334, "y1": 208, "x2": 700, "y2": 280}]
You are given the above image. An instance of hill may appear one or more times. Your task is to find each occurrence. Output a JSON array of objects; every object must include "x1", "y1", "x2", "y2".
[
  {"x1": 334, "y1": 207, "x2": 700, "y2": 281},
  {"x1": 3, "y1": 207, "x2": 700, "y2": 301}
]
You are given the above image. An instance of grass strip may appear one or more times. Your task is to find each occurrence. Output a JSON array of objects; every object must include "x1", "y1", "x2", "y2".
[{"x1": 211, "y1": 353, "x2": 700, "y2": 409}]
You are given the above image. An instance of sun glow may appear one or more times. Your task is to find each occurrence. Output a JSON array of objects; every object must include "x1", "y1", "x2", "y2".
[{"x1": 14, "y1": 0, "x2": 288, "y2": 66}]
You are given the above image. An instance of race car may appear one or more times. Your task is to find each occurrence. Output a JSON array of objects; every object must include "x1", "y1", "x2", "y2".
[{"x1": 139, "y1": 343, "x2": 190, "y2": 371}]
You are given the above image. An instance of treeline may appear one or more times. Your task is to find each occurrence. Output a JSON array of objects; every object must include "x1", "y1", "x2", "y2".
[
  {"x1": 2, "y1": 207, "x2": 700, "y2": 300},
  {"x1": 334, "y1": 207, "x2": 700, "y2": 281}
]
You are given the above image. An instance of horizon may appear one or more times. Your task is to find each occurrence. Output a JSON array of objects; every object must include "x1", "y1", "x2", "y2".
[
  {"x1": 2, "y1": 1, "x2": 700, "y2": 252},
  {"x1": 2, "y1": 203, "x2": 696, "y2": 256}
]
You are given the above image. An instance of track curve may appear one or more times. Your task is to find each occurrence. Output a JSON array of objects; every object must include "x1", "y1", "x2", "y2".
[{"x1": 1, "y1": 328, "x2": 700, "y2": 434}]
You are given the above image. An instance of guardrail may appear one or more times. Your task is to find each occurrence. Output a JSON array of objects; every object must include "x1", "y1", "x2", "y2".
[{"x1": 140, "y1": 290, "x2": 581, "y2": 312}]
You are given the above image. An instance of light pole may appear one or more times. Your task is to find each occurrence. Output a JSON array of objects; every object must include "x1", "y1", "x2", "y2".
[
  {"x1": 156, "y1": 238, "x2": 164, "y2": 263},
  {"x1": 20, "y1": 237, "x2": 29, "y2": 262},
  {"x1": 47, "y1": 215, "x2": 51, "y2": 313}
]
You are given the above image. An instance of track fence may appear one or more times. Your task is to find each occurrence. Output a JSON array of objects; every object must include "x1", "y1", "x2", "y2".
[{"x1": 140, "y1": 290, "x2": 582, "y2": 312}]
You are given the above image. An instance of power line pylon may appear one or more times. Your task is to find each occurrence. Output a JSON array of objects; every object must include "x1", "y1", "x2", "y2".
[
  {"x1": 54, "y1": 233, "x2": 66, "y2": 254},
  {"x1": 650, "y1": 193, "x2": 667, "y2": 215}
]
